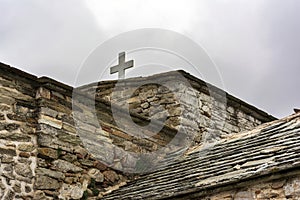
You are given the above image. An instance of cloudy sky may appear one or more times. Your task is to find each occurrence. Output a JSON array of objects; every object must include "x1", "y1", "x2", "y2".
[{"x1": 0, "y1": 0, "x2": 299, "y2": 118}]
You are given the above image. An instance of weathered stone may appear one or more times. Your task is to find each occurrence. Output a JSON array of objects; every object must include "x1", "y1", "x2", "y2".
[
  {"x1": 59, "y1": 183, "x2": 84, "y2": 200},
  {"x1": 62, "y1": 122, "x2": 76, "y2": 133},
  {"x1": 36, "y1": 87, "x2": 51, "y2": 99},
  {"x1": 37, "y1": 158, "x2": 48, "y2": 167},
  {"x1": 210, "y1": 192, "x2": 233, "y2": 200},
  {"x1": 52, "y1": 159, "x2": 83, "y2": 173},
  {"x1": 38, "y1": 114, "x2": 62, "y2": 129},
  {"x1": 284, "y1": 178, "x2": 300, "y2": 197},
  {"x1": 3, "y1": 164, "x2": 13, "y2": 172},
  {"x1": 63, "y1": 177, "x2": 74, "y2": 184},
  {"x1": 79, "y1": 159, "x2": 94, "y2": 167},
  {"x1": 62, "y1": 154, "x2": 77, "y2": 162},
  {"x1": 271, "y1": 179, "x2": 286, "y2": 189},
  {"x1": 202, "y1": 105, "x2": 211, "y2": 117},
  {"x1": 111, "y1": 129, "x2": 132, "y2": 141},
  {"x1": 37, "y1": 134, "x2": 55, "y2": 147},
  {"x1": 88, "y1": 168, "x2": 104, "y2": 182},
  {"x1": 38, "y1": 148, "x2": 58, "y2": 159},
  {"x1": 6, "y1": 113, "x2": 26, "y2": 122},
  {"x1": 1, "y1": 154, "x2": 14, "y2": 163},
  {"x1": 35, "y1": 175, "x2": 60, "y2": 190},
  {"x1": 5, "y1": 123, "x2": 20, "y2": 132},
  {"x1": 0, "y1": 61, "x2": 281, "y2": 200},
  {"x1": 40, "y1": 107, "x2": 58, "y2": 118},
  {"x1": 74, "y1": 146, "x2": 88, "y2": 158},
  {"x1": 0, "y1": 95, "x2": 16, "y2": 105},
  {"x1": 2, "y1": 189, "x2": 14, "y2": 200},
  {"x1": 12, "y1": 182, "x2": 21, "y2": 193},
  {"x1": 36, "y1": 168, "x2": 65, "y2": 180},
  {"x1": 20, "y1": 125, "x2": 35, "y2": 135},
  {"x1": 0, "y1": 147, "x2": 16, "y2": 156},
  {"x1": 141, "y1": 102, "x2": 150, "y2": 109},
  {"x1": 15, "y1": 163, "x2": 33, "y2": 178},
  {"x1": 256, "y1": 188, "x2": 283, "y2": 199},
  {"x1": 18, "y1": 143, "x2": 35, "y2": 152},
  {"x1": 121, "y1": 153, "x2": 137, "y2": 169},
  {"x1": 103, "y1": 170, "x2": 119, "y2": 183},
  {"x1": 94, "y1": 161, "x2": 107, "y2": 171},
  {"x1": 0, "y1": 103, "x2": 11, "y2": 111},
  {"x1": 234, "y1": 190, "x2": 254, "y2": 199},
  {"x1": 33, "y1": 190, "x2": 50, "y2": 200},
  {"x1": 19, "y1": 151, "x2": 31, "y2": 158},
  {"x1": 57, "y1": 133, "x2": 81, "y2": 145},
  {"x1": 126, "y1": 97, "x2": 140, "y2": 104},
  {"x1": 0, "y1": 132, "x2": 31, "y2": 142}
]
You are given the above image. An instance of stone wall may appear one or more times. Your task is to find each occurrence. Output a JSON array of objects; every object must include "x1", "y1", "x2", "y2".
[
  {"x1": 33, "y1": 79, "x2": 133, "y2": 199},
  {"x1": 0, "y1": 64, "x2": 134, "y2": 200},
  {"x1": 0, "y1": 63, "x2": 276, "y2": 199},
  {"x1": 80, "y1": 70, "x2": 275, "y2": 149},
  {"x1": 0, "y1": 65, "x2": 38, "y2": 199},
  {"x1": 197, "y1": 170, "x2": 300, "y2": 200}
]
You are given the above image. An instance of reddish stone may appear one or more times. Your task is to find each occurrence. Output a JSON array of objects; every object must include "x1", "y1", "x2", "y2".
[
  {"x1": 103, "y1": 170, "x2": 119, "y2": 183},
  {"x1": 94, "y1": 161, "x2": 107, "y2": 171},
  {"x1": 19, "y1": 152, "x2": 31, "y2": 158}
]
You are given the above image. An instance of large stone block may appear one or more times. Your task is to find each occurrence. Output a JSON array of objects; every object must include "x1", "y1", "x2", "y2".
[{"x1": 35, "y1": 175, "x2": 60, "y2": 190}]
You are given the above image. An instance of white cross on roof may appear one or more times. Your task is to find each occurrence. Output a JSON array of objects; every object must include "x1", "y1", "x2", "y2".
[{"x1": 110, "y1": 52, "x2": 134, "y2": 79}]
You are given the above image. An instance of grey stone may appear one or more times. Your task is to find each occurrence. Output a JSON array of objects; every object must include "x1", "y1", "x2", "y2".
[
  {"x1": 88, "y1": 168, "x2": 104, "y2": 182},
  {"x1": 18, "y1": 143, "x2": 35, "y2": 152},
  {"x1": 36, "y1": 168, "x2": 65, "y2": 180},
  {"x1": 38, "y1": 148, "x2": 58, "y2": 159},
  {"x1": 0, "y1": 147, "x2": 16, "y2": 156},
  {"x1": 59, "y1": 183, "x2": 84, "y2": 200},
  {"x1": 15, "y1": 163, "x2": 33, "y2": 178},
  {"x1": 35, "y1": 175, "x2": 60, "y2": 190},
  {"x1": 52, "y1": 159, "x2": 83, "y2": 173}
]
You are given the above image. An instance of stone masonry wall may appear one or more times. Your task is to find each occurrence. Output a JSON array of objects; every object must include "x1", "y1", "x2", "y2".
[
  {"x1": 199, "y1": 170, "x2": 300, "y2": 200},
  {"x1": 34, "y1": 80, "x2": 134, "y2": 199},
  {"x1": 0, "y1": 66, "x2": 38, "y2": 199},
  {"x1": 0, "y1": 64, "x2": 135, "y2": 200},
  {"x1": 0, "y1": 63, "x2": 276, "y2": 199},
  {"x1": 80, "y1": 71, "x2": 276, "y2": 149}
]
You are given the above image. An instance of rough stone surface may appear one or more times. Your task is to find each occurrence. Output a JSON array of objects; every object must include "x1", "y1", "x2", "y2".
[
  {"x1": 0, "y1": 63, "x2": 278, "y2": 199},
  {"x1": 103, "y1": 113, "x2": 300, "y2": 199}
]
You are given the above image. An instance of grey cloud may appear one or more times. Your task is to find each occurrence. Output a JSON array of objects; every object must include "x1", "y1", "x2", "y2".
[
  {"x1": 186, "y1": 0, "x2": 300, "y2": 118},
  {"x1": 0, "y1": 0, "x2": 299, "y2": 118},
  {"x1": 252, "y1": 0, "x2": 300, "y2": 117},
  {"x1": 0, "y1": 0, "x2": 104, "y2": 85}
]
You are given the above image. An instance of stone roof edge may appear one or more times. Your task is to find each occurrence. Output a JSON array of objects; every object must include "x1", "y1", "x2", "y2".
[
  {"x1": 171, "y1": 166, "x2": 300, "y2": 200},
  {"x1": 171, "y1": 113, "x2": 300, "y2": 199},
  {"x1": 0, "y1": 63, "x2": 179, "y2": 139},
  {"x1": 0, "y1": 62, "x2": 73, "y2": 94},
  {"x1": 0, "y1": 63, "x2": 276, "y2": 122},
  {"x1": 102, "y1": 112, "x2": 300, "y2": 199},
  {"x1": 177, "y1": 70, "x2": 277, "y2": 122},
  {"x1": 188, "y1": 111, "x2": 300, "y2": 155},
  {"x1": 80, "y1": 70, "x2": 277, "y2": 122},
  {"x1": 0, "y1": 62, "x2": 38, "y2": 83}
]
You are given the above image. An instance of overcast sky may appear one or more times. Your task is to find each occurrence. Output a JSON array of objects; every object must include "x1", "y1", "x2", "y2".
[{"x1": 0, "y1": 0, "x2": 299, "y2": 118}]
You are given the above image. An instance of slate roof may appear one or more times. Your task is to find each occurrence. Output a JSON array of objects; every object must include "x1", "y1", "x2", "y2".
[{"x1": 103, "y1": 112, "x2": 300, "y2": 199}]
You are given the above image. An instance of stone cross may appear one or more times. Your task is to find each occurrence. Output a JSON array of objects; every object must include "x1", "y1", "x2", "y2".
[{"x1": 110, "y1": 52, "x2": 134, "y2": 79}]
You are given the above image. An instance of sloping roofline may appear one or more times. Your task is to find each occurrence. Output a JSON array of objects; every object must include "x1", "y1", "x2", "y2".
[
  {"x1": 80, "y1": 69, "x2": 277, "y2": 123},
  {"x1": 103, "y1": 112, "x2": 300, "y2": 199},
  {"x1": 0, "y1": 62, "x2": 276, "y2": 123}
]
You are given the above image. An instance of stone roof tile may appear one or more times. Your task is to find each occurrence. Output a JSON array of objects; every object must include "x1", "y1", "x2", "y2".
[{"x1": 103, "y1": 113, "x2": 300, "y2": 199}]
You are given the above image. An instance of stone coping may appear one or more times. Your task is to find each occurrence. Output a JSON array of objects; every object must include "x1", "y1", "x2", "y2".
[{"x1": 0, "y1": 62, "x2": 276, "y2": 123}]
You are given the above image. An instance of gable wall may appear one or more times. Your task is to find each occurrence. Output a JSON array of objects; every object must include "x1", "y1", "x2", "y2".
[{"x1": 0, "y1": 63, "x2": 276, "y2": 199}]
